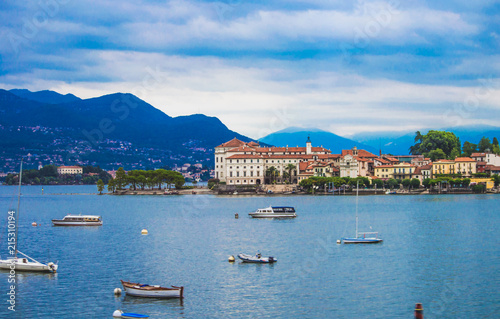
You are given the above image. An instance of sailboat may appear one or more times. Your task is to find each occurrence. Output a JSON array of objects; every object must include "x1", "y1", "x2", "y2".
[
  {"x1": 0, "y1": 160, "x2": 58, "y2": 272},
  {"x1": 342, "y1": 181, "x2": 383, "y2": 244}
]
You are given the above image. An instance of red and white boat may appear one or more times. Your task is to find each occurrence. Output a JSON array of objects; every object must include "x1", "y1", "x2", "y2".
[{"x1": 120, "y1": 280, "x2": 184, "y2": 298}]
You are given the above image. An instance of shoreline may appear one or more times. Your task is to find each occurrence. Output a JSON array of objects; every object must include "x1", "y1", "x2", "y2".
[{"x1": 107, "y1": 187, "x2": 499, "y2": 196}]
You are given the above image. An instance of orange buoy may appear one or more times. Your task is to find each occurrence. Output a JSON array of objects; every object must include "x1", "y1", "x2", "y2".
[{"x1": 32, "y1": 222, "x2": 37, "y2": 227}]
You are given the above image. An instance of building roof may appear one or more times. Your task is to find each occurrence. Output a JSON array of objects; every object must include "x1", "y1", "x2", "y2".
[
  {"x1": 58, "y1": 166, "x2": 82, "y2": 169},
  {"x1": 341, "y1": 149, "x2": 378, "y2": 158},
  {"x1": 216, "y1": 138, "x2": 247, "y2": 148},
  {"x1": 471, "y1": 152, "x2": 486, "y2": 157},
  {"x1": 420, "y1": 164, "x2": 433, "y2": 170},
  {"x1": 454, "y1": 157, "x2": 476, "y2": 162}
]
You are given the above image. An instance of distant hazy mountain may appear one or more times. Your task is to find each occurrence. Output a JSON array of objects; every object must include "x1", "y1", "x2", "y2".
[
  {"x1": 9, "y1": 89, "x2": 81, "y2": 104},
  {"x1": 0, "y1": 89, "x2": 253, "y2": 169},
  {"x1": 351, "y1": 125, "x2": 500, "y2": 155},
  {"x1": 259, "y1": 127, "x2": 379, "y2": 154}
]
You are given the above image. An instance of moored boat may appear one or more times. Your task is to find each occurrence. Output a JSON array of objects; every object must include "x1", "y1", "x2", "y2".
[
  {"x1": 342, "y1": 181, "x2": 383, "y2": 244},
  {"x1": 120, "y1": 280, "x2": 184, "y2": 298},
  {"x1": 249, "y1": 206, "x2": 296, "y2": 218},
  {"x1": 0, "y1": 160, "x2": 58, "y2": 273},
  {"x1": 52, "y1": 214, "x2": 102, "y2": 226},
  {"x1": 238, "y1": 253, "x2": 277, "y2": 263}
]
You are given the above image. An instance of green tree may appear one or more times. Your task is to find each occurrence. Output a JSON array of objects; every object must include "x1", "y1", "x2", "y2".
[
  {"x1": 413, "y1": 130, "x2": 461, "y2": 158},
  {"x1": 410, "y1": 178, "x2": 421, "y2": 189},
  {"x1": 492, "y1": 175, "x2": 500, "y2": 187},
  {"x1": 386, "y1": 178, "x2": 399, "y2": 189},
  {"x1": 266, "y1": 166, "x2": 279, "y2": 184},
  {"x1": 372, "y1": 179, "x2": 383, "y2": 189},
  {"x1": 477, "y1": 137, "x2": 492, "y2": 152},
  {"x1": 115, "y1": 167, "x2": 127, "y2": 189},
  {"x1": 285, "y1": 164, "x2": 296, "y2": 184},
  {"x1": 462, "y1": 141, "x2": 477, "y2": 157},
  {"x1": 108, "y1": 178, "x2": 116, "y2": 193},
  {"x1": 428, "y1": 148, "x2": 447, "y2": 161},
  {"x1": 401, "y1": 178, "x2": 411, "y2": 189},
  {"x1": 97, "y1": 179, "x2": 105, "y2": 195},
  {"x1": 409, "y1": 131, "x2": 424, "y2": 155},
  {"x1": 39, "y1": 165, "x2": 58, "y2": 178},
  {"x1": 422, "y1": 178, "x2": 432, "y2": 188}
]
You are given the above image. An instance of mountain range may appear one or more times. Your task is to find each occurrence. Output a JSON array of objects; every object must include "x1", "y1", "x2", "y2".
[
  {"x1": 1, "y1": 88, "x2": 498, "y2": 172},
  {"x1": 0, "y1": 89, "x2": 253, "y2": 171},
  {"x1": 259, "y1": 127, "x2": 379, "y2": 154}
]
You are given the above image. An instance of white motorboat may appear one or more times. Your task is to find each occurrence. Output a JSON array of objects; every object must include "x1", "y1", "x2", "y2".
[
  {"x1": 120, "y1": 280, "x2": 184, "y2": 298},
  {"x1": 0, "y1": 160, "x2": 58, "y2": 273},
  {"x1": 52, "y1": 214, "x2": 102, "y2": 226},
  {"x1": 249, "y1": 206, "x2": 297, "y2": 218},
  {"x1": 238, "y1": 253, "x2": 277, "y2": 263}
]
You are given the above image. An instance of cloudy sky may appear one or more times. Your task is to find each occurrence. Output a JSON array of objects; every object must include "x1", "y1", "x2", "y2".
[{"x1": 1, "y1": 0, "x2": 499, "y2": 138}]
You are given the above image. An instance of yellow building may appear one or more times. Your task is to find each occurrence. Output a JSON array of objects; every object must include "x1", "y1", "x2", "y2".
[
  {"x1": 432, "y1": 157, "x2": 477, "y2": 177},
  {"x1": 454, "y1": 157, "x2": 477, "y2": 176},
  {"x1": 432, "y1": 160, "x2": 456, "y2": 175},
  {"x1": 469, "y1": 178, "x2": 494, "y2": 189},
  {"x1": 374, "y1": 163, "x2": 416, "y2": 180}
]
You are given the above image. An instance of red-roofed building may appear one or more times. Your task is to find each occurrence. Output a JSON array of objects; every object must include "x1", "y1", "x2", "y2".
[{"x1": 215, "y1": 136, "x2": 332, "y2": 185}]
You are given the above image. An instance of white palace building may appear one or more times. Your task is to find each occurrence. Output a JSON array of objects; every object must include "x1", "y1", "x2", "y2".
[{"x1": 214, "y1": 137, "x2": 337, "y2": 185}]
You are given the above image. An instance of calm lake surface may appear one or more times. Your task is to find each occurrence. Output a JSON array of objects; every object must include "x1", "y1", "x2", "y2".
[{"x1": 0, "y1": 186, "x2": 498, "y2": 318}]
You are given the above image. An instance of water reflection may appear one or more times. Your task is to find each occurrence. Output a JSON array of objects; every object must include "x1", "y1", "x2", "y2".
[{"x1": 121, "y1": 294, "x2": 184, "y2": 308}]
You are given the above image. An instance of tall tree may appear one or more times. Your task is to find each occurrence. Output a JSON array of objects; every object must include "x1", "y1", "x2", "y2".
[
  {"x1": 285, "y1": 164, "x2": 296, "y2": 184},
  {"x1": 409, "y1": 131, "x2": 423, "y2": 155},
  {"x1": 96, "y1": 179, "x2": 105, "y2": 195},
  {"x1": 462, "y1": 141, "x2": 477, "y2": 157},
  {"x1": 418, "y1": 131, "x2": 461, "y2": 157},
  {"x1": 115, "y1": 167, "x2": 127, "y2": 189},
  {"x1": 477, "y1": 137, "x2": 492, "y2": 152}
]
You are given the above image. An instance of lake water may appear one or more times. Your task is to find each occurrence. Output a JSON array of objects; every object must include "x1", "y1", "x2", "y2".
[{"x1": 0, "y1": 186, "x2": 498, "y2": 318}]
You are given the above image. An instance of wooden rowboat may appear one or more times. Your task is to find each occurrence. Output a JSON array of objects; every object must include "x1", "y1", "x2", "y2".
[{"x1": 120, "y1": 280, "x2": 184, "y2": 298}]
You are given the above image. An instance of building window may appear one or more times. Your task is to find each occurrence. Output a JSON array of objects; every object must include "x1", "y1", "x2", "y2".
[
  {"x1": 237, "y1": 172, "x2": 240, "y2": 177},
  {"x1": 244, "y1": 171, "x2": 246, "y2": 177},
  {"x1": 230, "y1": 172, "x2": 233, "y2": 177},
  {"x1": 251, "y1": 171, "x2": 253, "y2": 177}
]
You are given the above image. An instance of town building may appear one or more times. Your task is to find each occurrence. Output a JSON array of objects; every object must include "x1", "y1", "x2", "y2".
[
  {"x1": 214, "y1": 137, "x2": 331, "y2": 185},
  {"x1": 374, "y1": 163, "x2": 416, "y2": 180},
  {"x1": 57, "y1": 166, "x2": 83, "y2": 175}
]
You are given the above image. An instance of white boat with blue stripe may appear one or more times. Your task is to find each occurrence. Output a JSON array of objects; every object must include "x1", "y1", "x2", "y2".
[{"x1": 249, "y1": 206, "x2": 297, "y2": 218}]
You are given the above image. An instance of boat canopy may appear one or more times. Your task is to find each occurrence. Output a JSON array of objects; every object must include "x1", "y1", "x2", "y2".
[{"x1": 271, "y1": 207, "x2": 295, "y2": 212}]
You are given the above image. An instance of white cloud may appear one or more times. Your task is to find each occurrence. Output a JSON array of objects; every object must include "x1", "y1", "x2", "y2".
[{"x1": 2, "y1": 50, "x2": 498, "y2": 139}]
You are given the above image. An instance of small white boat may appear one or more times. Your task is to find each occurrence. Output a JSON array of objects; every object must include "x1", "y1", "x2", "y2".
[
  {"x1": 0, "y1": 160, "x2": 58, "y2": 273},
  {"x1": 238, "y1": 253, "x2": 277, "y2": 263},
  {"x1": 342, "y1": 181, "x2": 383, "y2": 244},
  {"x1": 0, "y1": 253, "x2": 58, "y2": 273},
  {"x1": 120, "y1": 280, "x2": 184, "y2": 298},
  {"x1": 52, "y1": 214, "x2": 102, "y2": 226},
  {"x1": 249, "y1": 206, "x2": 296, "y2": 218}
]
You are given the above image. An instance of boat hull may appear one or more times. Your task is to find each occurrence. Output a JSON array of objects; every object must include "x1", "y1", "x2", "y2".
[
  {"x1": 121, "y1": 281, "x2": 183, "y2": 298},
  {"x1": 248, "y1": 213, "x2": 296, "y2": 218},
  {"x1": 52, "y1": 220, "x2": 103, "y2": 226},
  {"x1": 342, "y1": 238, "x2": 383, "y2": 244},
  {"x1": 238, "y1": 254, "x2": 277, "y2": 263},
  {"x1": 0, "y1": 258, "x2": 58, "y2": 272}
]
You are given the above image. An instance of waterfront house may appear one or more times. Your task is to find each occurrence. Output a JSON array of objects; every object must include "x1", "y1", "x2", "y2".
[
  {"x1": 453, "y1": 157, "x2": 477, "y2": 176},
  {"x1": 57, "y1": 166, "x2": 83, "y2": 175}
]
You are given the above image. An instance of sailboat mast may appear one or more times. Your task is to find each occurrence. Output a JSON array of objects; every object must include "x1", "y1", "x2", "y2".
[
  {"x1": 15, "y1": 159, "x2": 23, "y2": 259},
  {"x1": 355, "y1": 180, "x2": 359, "y2": 238}
]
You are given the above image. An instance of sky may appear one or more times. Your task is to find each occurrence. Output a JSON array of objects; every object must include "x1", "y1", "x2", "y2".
[{"x1": 1, "y1": 0, "x2": 499, "y2": 139}]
